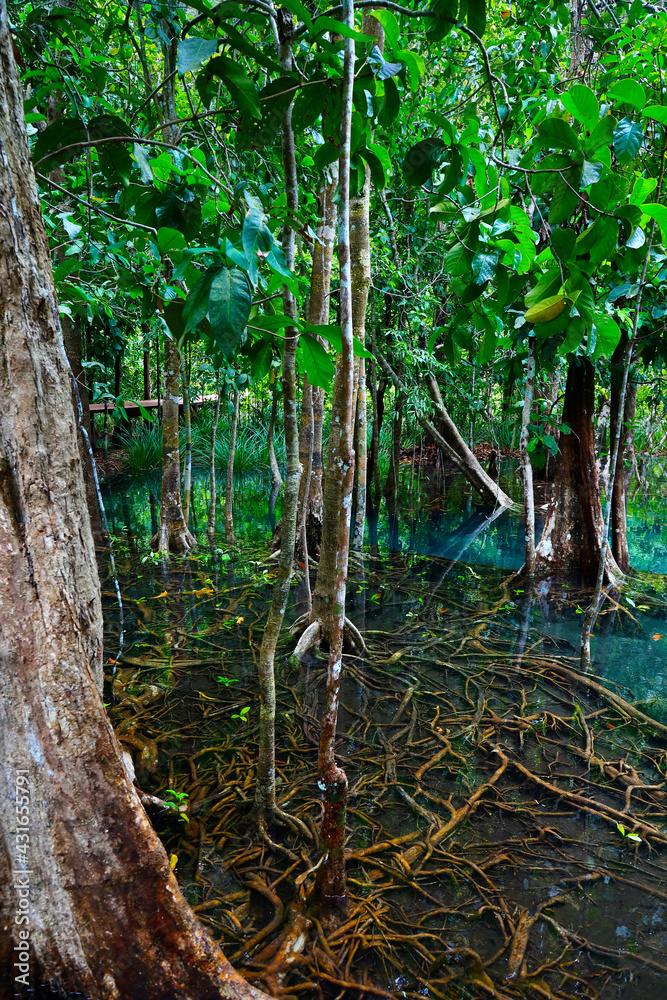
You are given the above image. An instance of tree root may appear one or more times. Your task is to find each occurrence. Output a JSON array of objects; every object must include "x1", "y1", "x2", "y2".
[{"x1": 291, "y1": 613, "x2": 366, "y2": 657}]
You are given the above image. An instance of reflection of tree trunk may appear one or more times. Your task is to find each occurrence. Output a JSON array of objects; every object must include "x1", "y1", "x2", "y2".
[
  {"x1": 535, "y1": 357, "x2": 619, "y2": 583},
  {"x1": 0, "y1": 21, "x2": 269, "y2": 996},
  {"x1": 367, "y1": 363, "x2": 386, "y2": 515},
  {"x1": 225, "y1": 390, "x2": 239, "y2": 545},
  {"x1": 383, "y1": 379, "x2": 406, "y2": 505}
]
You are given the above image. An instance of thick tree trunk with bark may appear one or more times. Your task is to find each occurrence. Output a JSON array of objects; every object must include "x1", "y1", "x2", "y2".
[
  {"x1": 519, "y1": 338, "x2": 536, "y2": 577},
  {"x1": 182, "y1": 361, "x2": 193, "y2": 530},
  {"x1": 0, "y1": 16, "x2": 269, "y2": 998},
  {"x1": 535, "y1": 357, "x2": 619, "y2": 583}
]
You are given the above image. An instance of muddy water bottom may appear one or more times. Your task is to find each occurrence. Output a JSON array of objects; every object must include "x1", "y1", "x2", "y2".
[{"x1": 102, "y1": 526, "x2": 667, "y2": 1000}]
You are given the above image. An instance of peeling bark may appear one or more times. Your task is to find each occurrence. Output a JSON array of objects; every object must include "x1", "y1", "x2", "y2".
[{"x1": 0, "y1": 14, "x2": 270, "y2": 997}]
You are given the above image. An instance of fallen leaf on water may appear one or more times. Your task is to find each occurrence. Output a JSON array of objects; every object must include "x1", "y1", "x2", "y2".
[
  {"x1": 154, "y1": 590, "x2": 168, "y2": 599},
  {"x1": 652, "y1": 634, "x2": 663, "y2": 641},
  {"x1": 236, "y1": 616, "x2": 244, "y2": 623},
  {"x1": 170, "y1": 854, "x2": 178, "y2": 870}
]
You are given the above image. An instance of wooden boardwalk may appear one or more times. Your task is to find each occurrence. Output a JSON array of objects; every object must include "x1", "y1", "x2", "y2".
[{"x1": 89, "y1": 394, "x2": 217, "y2": 418}]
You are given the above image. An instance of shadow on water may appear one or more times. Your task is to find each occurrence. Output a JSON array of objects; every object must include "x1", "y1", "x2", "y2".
[{"x1": 96, "y1": 460, "x2": 667, "y2": 999}]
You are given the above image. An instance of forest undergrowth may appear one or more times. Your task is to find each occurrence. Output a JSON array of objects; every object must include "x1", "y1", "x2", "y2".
[{"x1": 105, "y1": 548, "x2": 667, "y2": 1000}]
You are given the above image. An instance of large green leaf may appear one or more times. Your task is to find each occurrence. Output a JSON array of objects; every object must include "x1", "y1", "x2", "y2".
[
  {"x1": 641, "y1": 203, "x2": 667, "y2": 243},
  {"x1": 183, "y1": 264, "x2": 221, "y2": 336},
  {"x1": 558, "y1": 316, "x2": 586, "y2": 356},
  {"x1": 178, "y1": 37, "x2": 218, "y2": 76},
  {"x1": 642, "y1": 105, "x2": 667, "y2": 125},
  {"x1": 592, "y1": 313, "x2": 622, "y2": 359},
  {"x1": 208, "y1": 268, "x2": 253, "y2": 358},
  {"x1": 609, "y1": 79, "x2": 646, "y2": 111},
  {"x1": 549, "y1": 170, "x2": 582, "y2": 224},
  {"x1": 242, "y1": 199, "x2": 273, "y2": 285},
  {"x1": 367, "y1": 44, "x2": 403, "y2": 81},
  {"x1": 236, "y1": 77, "x2": 295, "y2": 152},
  {"x1": 613, "y1": 118, "x2": 644, "y2": 163},
  {"x1": 467, "y1": 0, "x2": 486, "y2": 36},
  {"x1": 33, "y1": 117, "x2": 86, "y2": 167},
  {"x1": 561, "y1": 85, "x2": 599, "y2": 132},
  {"x1": 583, "y1": 115, "x2": 616, "y2": 156},
  {"x1": 471, "y1": 251, "x2": 498, "y2": 285},
  {"x1": 201, "y1": 56, "x2": 261, "y2": 117},
  {"x1": 536, "y1": 118, "x2": 580, "y2": 152},
  {"x1": 298, "y1": 334, "x2": 335, "y2": 390},
  {"x1": 427, "y1": 0, "x2": 457, "y2": 41},
  {"x1": 402, "y1": 137, "x2": 445, "y2": 186},
  {"x1": 378, "y1": 77, "x2": 400, "y2": 127}
]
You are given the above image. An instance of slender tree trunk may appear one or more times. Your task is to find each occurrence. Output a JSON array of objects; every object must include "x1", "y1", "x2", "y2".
[
  {"x1": 267, "y1": 375, "x2": 283, "y2": 489},
  {"x1": 316, "y1": 0, "x2": 356, "y2": 906},
  {"x1": 0, "y1": 16, "x2": 269, "y2": 997},
  {"x1": 534, "y1": 357, "x2": 619, "y2": 583},
  {"x1": 225, "y1": 389, "x2": 239, "y2": 545},
  {"x1": 153, "y1": 333, "x2": 195, "y2": 554},
  {"x1": 182, "y1": 360, "x2": 193, "y2": 530},
  {"x1": 114, "y1": 349, "x2": 122, "y2": 399},
  {"x1": 519, "y1": 338, "x2": 536, "y2": 577},
  {"x1": 142, "y1": 324, "x2": 151, "y2": 401},
  {"x1": 255, "y1": 12, "x2": 302, "y2": 830},
  {"x1": 207, "y1": 382, "x2": 221, "y2": 538},
  {"x1": 296, "y1": 169, "x2": 337, "y2": 556},
  {"x1": 153, "y1": 21, "x2": 193, "y2": 555}
]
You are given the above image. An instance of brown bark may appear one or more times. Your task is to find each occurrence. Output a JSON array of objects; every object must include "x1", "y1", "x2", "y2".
[
  {"x1": 0, "y1": 14, "x2": 270, "y2": 997},
  {"x1": 143, "y1": 323, "x2": 152, "y2": 401},
  {"x1": 182, "y1": 359, "x2": 193, "y2": 530},
  {"x1": 535, "y1": 357, "x2": 619, "y2": 583},
  {"x1": 520, "y1": 338, "x2": 536, "y2": 577},
  {"x1": 267, "y1": 375, "x2": 283, "y2": 490}
]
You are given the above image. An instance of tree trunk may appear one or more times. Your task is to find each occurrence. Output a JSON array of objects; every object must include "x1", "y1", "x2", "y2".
[
  {"x1": 225, "y1": 389, "x2": 239, "y2": 545},
  {"x1": 255, "y1": 13, "x2": 302, "y2": 830},
  {"x1": 182, "y1": 359, "x2": 193, "y2": 531},
  {"x1": 207, "y1": 383, "x2": 221, "y2": 538},
  {"x1": 535, "y1": 357, "x2": 619, "y2": 583},
  {"x1": 153, "y1": 333, "x2": 195, "y2": 554},
  {"x1": 0, "y1": 15, "x2": 269, "y2": 997},
  {"x1": 519, "y1": 338, "x2": 536, "y2": 577},
  {"x1": 610, "y1": 339, "x2": 634, "y2": 573},
  {"x1": 295, "y1": 168, "x2": 337, "y2": 558},
  {"x1": 267, "y1": 375, "x2": 283, "y2": 490},
  {"x1": 143, "y1": 323, "x2": 151, "y2": 401},
  {"x1": 316, "y1": 0, "x2": 356, "y2": 905}
]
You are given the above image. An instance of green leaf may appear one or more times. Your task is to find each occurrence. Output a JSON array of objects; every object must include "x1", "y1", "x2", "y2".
[
  {"x1": 549, "y1": 171, "x2": 581, "y2": 224},
  {"x1": 558, "y1": 316, "x2": 586, "y2": 356},
  {"x1": 33, "y1": 117, "x2": 86, "y2": 167},
  {"x1": 467, "y1": 0, "x2": 486, "y2": 36},
  {"x1": 306, "y1": 324, "x2": 372, "y2": 358},
  {"x1": 178, "y1": 37, "x2": 218, "y2": 76},
  {"x1": 402, "y1": 137, "x2": 445, "y2": 186},
  {"x1": 583, "y1": 115, "x2": 616, "y2": 156},
  {"x1": 236, "y1": 77, "x2": 294, "y2": 152},
  {"x1": 561, "y1": 85, "x2": 599, "y2": 132},
  {"x1": 371, "y1": 10, "x2": 399, "y2": 47},
  {"x1": 525, "y1": 294, "x2": 567, "y2": 324},
  {"x1": 242, "y1": 199, "x2": 273, "y2": 285},
  {"x1": 313, "y1": 15, "x2": 372, "y2": 41},
  {"x1": 608, "y1": 79, "x2": 646, "y2": 111},
  {"x1": 378, "y1": 77, "x2": 399, "y2": 127},
  {"x1": 183, "y1": 264, "x2": 221, "y2": 336},
  {"x1": 476, "y1": 324, "x2": 496, "y2": 365},
  {"x1": 641, "y1": 203, "x2": 667, "y2": 243},
  {"x1": 592, "y1": 313, "x2": 622, "y2": 359},
  {"x1": 630, "y1": 176, "x2": 657, "y2": 205},
  {"x1": 367, "y1": 44, "x2": 403, "y2": 81},
  {"x1": 203, "y1": 56, "x2": 261, "y2": 117},
  {"x1": 525, "y1": 270, "x2": 561, "y2": 309},
  {"x1": 613, "y1": 118, "x2": 644, "y2": 163},
  {"x1": 359, "y1": 143, "x2": 391, "y2": 188},
  {"x1": 279, "y1": 0, "x2": 314, "y2": 33},
  {"x1": 536, "y1": 118, "x2": 580, "y2": 152},
  {"x1": 208, "y1": 268, "x2": 253, "y2": 358},
  {"x1": 580, "y1": 159, "x2": 603, "y2": 188},
  {"x1": 156, "y1": 227, "x2": 186, "y2": 254},
  {"x1": 298, "y1": 334, "x2": 335, "y2": 390},
  {"x1": 427, "y1": 0, "x2": 457, "y2": 41},
  {"x1": 471, "y1": 251, "x2": 498, "y2": 284},
  {"x1": 395, "y1": 50, "x2": 425, "y2": 92},
  {"x1": 642, "y1": 105, "x2": 667, "y2": 125},
  {"x1": 551, "y1": 227, "x2": 576, "y2": 263}
]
